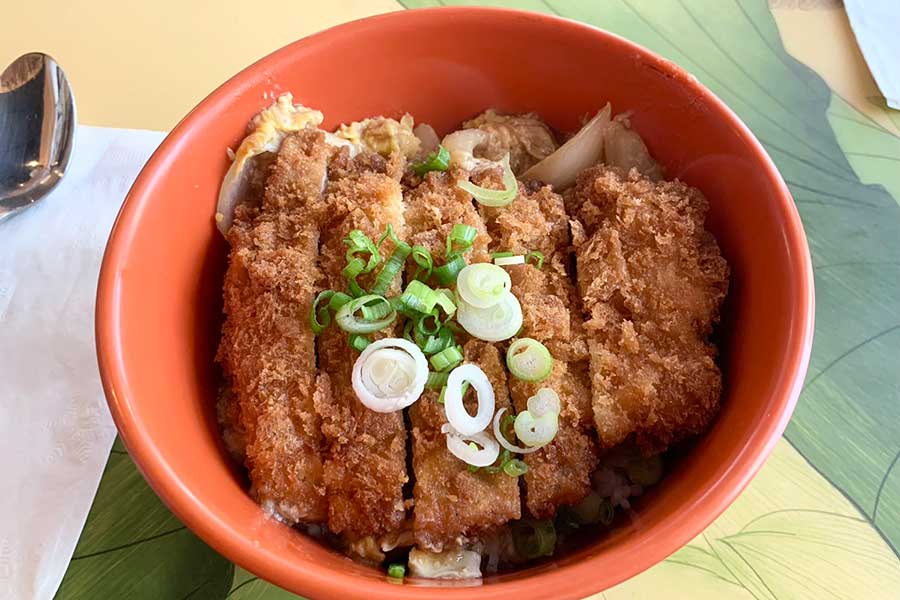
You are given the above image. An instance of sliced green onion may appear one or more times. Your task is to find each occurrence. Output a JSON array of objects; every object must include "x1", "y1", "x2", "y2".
[
  {"x1": 495, "y1": 254, "x2": 525, "y2": 266},
  {"x1": 503, "y1": 458, "x2": 528, "y2": 477},
  {"x1": 457, "y1": 154, "x2": 518, "y2": 207},
  {"x1": 411, "y1": 145, "x2": 450, "y2": 176},
  {"x1": 417, "y1": 310, "x2": 441, "y2": 336},
  {"x1": 429, "y1": 345, "x2": 463, "y2": 372},
  {"x1": 446, "y1": 223, "x2": 478, "y2": 258},
  {"x1": 411, "y1": 245, "x2": 433, "y2": 281},
  {"x1": 397, "y1": 280, "x2": 456, "y2": 317},
  {"x1": 526, "y1": 250, "x2": 544, "y2": 270},
  {"x1": 486, "y1": 449, "x2": 512, "y2": 474},
  {"x1": 328, "y1": 292, "x2": 352, "y2": 311},
  {"x1": 335, "y1": 295, "x2": 397, "y2": 334},
  {"x1": 625, "y1": 454, "x2": 664, "y2": 486},
  {"x1": 387, "y1": 563, "x2": 406, "y2": 579},
  {"x1": 361, "y1": 299, "x2": 393, "y2": 321},
  {"x1": 437, "y1": 381, "x2": 468, "y2": 405},
  {"x1": 433, "y1": 255, "x2": 467, "y2": 286},
  {"x1": 371, "y1": 237, "x2": 411, "y2": 297},
  {"x1": 456, "y1": 292, "x2": 522, "y2": 342},
  {"x1": 514, "y1": 410, "x2": 559, "y2": 447},
  {"x1": 426, "y1": 371, "x2": 449, "y2": 389},
  {"x1": 402, "y1": 317, "x2": 416, "y2": 342},
  {"x1": 349, "y1": 334, "x2": 371, "y2": 351},
  {"x1": 343, "y1": 229, "x2": 381, "y2": 273},
  {"x1": 311, "y1": 290, "x2": 337, "y2": 334},
  {"x1": 506, "y1": 338, "x2": 554, "y2": 382},
  {"x1": 491, "y1": 251, "x2": 515, "y2": 259},
  {"x1": 571, "y1": 493, "x2": 604, "y2": 524},
  {"x1": 511, "y1": 518, "x2": 557, "y2": 560},
  {"x1": 456, "y1": 263, "x2": 512, "y2": 309},
  {"x1": 418, "y1": 326, "x2": 456, "y2": 355},
  {"x1": 342, "y1": 257, "x2": 368, "y2": 297},
  {"x1": 599, "y1": 498, "x2": 615, "y2": 525}
]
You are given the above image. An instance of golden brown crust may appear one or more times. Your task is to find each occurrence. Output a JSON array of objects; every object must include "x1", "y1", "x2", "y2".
[
  {"x1": 405, "y1": 172, "x2": 520, "y2": 549},
  {"x1": 571, "y1": 165, "x2": 729, "y2": 453},
  {"x1": 480, "y1": 181, "x2": 599, "y2": 517},
  {"x1": 217, "y1": 129, "x2": 330, "y2": 524},
  {"x1": 410, "y1": 340, "x2": 520, "y2": 551},
  {"x1": 313, "y1": 148, "x2": 409, "y2": 539}
]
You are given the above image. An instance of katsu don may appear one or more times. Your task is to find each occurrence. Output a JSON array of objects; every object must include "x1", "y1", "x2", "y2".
[{"x1": 215, "y1": 95, "x2": 729, "y2": 579}]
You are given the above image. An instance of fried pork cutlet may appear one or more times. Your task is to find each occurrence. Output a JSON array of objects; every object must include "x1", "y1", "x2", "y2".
[
  {"x1": 313, "y1": 148, "x2": 409, "y2": 540},
  {"x1": 569, "y1": 165, "x2": 729, "y2": 454},
  {"x1": 405, "y1": 171, "x2": 520, "y2": 550},
  {"x1": 478, "y1": 173, "x2": 598, "y2": 518},
  {"x1": 217, "y1": 129, "x2": 330, "y2": 523},
  {"x1": 410, "y1": 340, "x2": 520, "y2": 551}
]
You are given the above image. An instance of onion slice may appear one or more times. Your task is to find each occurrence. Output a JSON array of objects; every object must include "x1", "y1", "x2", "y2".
[
  {"x1": 442, "y1": 425, "x2": 500, "y2": 467},
  {"x1": 492, "y1": 408, "x2": 540, "y2": 455},
  {"x1": 521, "y1": 104, "x2": 611, "y2": 190},
  {"x1": 494, "y1": 255, "x2": 525, "y2": 266},
  {"x1": 527, "y1": 387, "x2": 561, "y2": 417},
  {"x1": 443, "y1": 364, "x2": 495, "y2": 435},
  {"x1": 352, "y1": 338, "x2": 428, "y2": 412}
]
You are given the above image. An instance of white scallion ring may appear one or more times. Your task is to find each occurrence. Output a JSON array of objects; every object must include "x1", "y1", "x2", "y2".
[
  {"x1": 455, "y1": 292, "x2": 522, "y2": 343},
  {"x1": 492, "y1": 408, "x2": 540, "y2": 455},
  {"x1": 442, "y1": 424, "x2": 500, "y2": 467},
  {"x1": 443, "y1": 364, "x2": 495, "y2": 435},
  {"x1": 351, "y1": 338, "x2": 428, "y2": 413}
]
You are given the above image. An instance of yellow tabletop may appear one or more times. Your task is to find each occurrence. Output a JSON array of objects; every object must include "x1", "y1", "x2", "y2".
[{"x1": 9, "y1": 2, "x2": 898, "y2": 599}]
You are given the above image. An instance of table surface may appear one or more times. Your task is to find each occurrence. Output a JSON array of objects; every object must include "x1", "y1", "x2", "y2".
[{"x1": 4, "y1": 1, "x2": 898, "y2": 598}]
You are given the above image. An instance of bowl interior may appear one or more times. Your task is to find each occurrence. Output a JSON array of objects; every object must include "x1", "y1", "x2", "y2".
[{"x1": 98, "y1": 9, "x2": 811, "y2": 599}]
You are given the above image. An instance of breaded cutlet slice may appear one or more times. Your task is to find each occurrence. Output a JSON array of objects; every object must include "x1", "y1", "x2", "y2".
[
  {"x1": 410, "y1": 340, "x2": 520, "y2": 551},
  {"x1": 478, "y1": 175, "x2": 598, "y2": 518},
  {"x1": 217, "y1": 129, "x2": 330, "y2": 523},
  {"x1": 569, "y1": 165, "x2": 729, "y2": 454},
  {"x1": 313, "y1": 148, "x2": 409, "y2": 540},
  {"x1": 405, "y1": 171, "x2": 520, "y2": 549}
]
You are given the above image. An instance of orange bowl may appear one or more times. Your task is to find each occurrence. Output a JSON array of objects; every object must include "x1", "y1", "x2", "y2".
[{"x1": 96, "y1": 7, "x2": 814, "y2": 599}]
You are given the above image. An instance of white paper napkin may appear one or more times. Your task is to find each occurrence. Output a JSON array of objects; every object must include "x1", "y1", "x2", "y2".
[
  {"x1": 0, "y1": 125, "x2": 165, "y2": 600},
  {"x1": 845, "y1": 0, "x2": 900, "y2": 110}
]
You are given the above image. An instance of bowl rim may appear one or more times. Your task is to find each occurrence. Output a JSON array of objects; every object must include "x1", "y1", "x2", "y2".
[{"x1": 95, "y1": 6, "x2": 815, "y2": 599}]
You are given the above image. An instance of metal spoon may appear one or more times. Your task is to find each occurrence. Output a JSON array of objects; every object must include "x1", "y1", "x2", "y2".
[{"x1": 0, "y1": 52, "x2": 76, "y2": 222}]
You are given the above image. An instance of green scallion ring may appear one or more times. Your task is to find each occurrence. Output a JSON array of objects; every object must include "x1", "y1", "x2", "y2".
[
  {"x1": 348, "y1": 334, "x2": 371, "y2": 352},
  {"x1": 310, "y1": 290, "x2": 337, "y2": 334},
  {"x1": 526, "y1": 250, "x2": 544, "y2": 270},
  {"x1": 370, "y1": 238, "x2": 411, "y2": 296},
  {"x1": 411, "y1": 245, "x2": 433, "y2": 282},
  {"x1": 335, "y1": 294, "x2": 396, "y2": 334},
  {"x1": 411, "y1": 145, "x2": 450, "y2": 176},
  {"x1": 386, "y1": 563, "x2": 406, "y2": 579},
  {"x1": 446, "y1": 223, "x2": 478, "y2": 257},
  {"x1": 503, "y1": 458, "x2": 528, "y2": 477},
  {"x1": 433, "y1": 254, "x2": 467, "y2": 286},
  {"x1": 429, "y1": 345, "x2": 463, "y2": 372},
  {"x1": 506, "y1": 338, "x2": 553, "y2": 382},
  {"x1": 425, "y1": 371, "x2": 450, "y2": 389}
]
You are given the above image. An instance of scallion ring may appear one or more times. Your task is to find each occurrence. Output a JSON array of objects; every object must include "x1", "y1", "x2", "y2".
[
  {"x1": 494, "y1": 254, "x2": 525, "y2": 266},
  {"x1": 433, "y1": 255, "x2": 467, "y2": 286},
  {"x1": 343, "y1": 229, "x2": 381, "y2": 273},
  {"x1": 425, "y1": 371, "x2": 449, "y2": 389},
  {"x1": 503, "y1": 458, "x2": 528, "y2": 477},
  {"x1": 335, "y1": 294, "x2": 397, "y2": 334},
  {"x1": 310, "y1": 290, "x2": 336, "y2": 334},
  {"x1": 492, "y1": 408, "x2": 541, "y2": 455},
  {"x1": 456, "y1": 263, "x2": 512, "y2": 309},
  {"x1": 456, "y1": 154, "x2": 518, "y2": 207},
  {"x1": 526, "y1": 250, "x2": 544, "y2": 270},
  {"x1": 348, "y1": 334, "x2": 370, "y2": 351},
  {"x1": 430, "y1": 345, "x2": 463, "y2": 372},
  {"x1": 527, "y1": 387, "x2": 561, "y2": 418},
  {"x1": 397, "y1": 280, "x2": 456, "y2": 317},
  {"x1": 456, "y1": 292, "x2": 522, "y2": 342},
  {"x1": 351, "y1": 338, "x2": 428, "y2": 412},
  {"x1": 411, "y1": 145, "x2": 450, "y2": 176},
  {"x1": 371, "y1": 239, "x2": 411, "y2": 296},
  {"x1": 446, "y1": 223, "x2": 477, "y2": 258},
  {"x1": 443, "y1": 364, "x2": 495, "y2": 435},
  {"x1": 506, "y1": 338, "x2": 554, "y2": 382},
  {"x1": 514, "y1": 410, "x2": 559, "y2": 448},
  {"x1": 441, "y1": 424, "x2": 500, "y2": 467},
  {"x1": 411, "y1": 245, "x2": 433, "y2": 281}
]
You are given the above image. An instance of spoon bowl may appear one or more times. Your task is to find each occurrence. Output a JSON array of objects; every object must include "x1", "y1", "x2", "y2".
[{"x1": 0, "y1": 52, "x2": 75, "y2": 221}]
